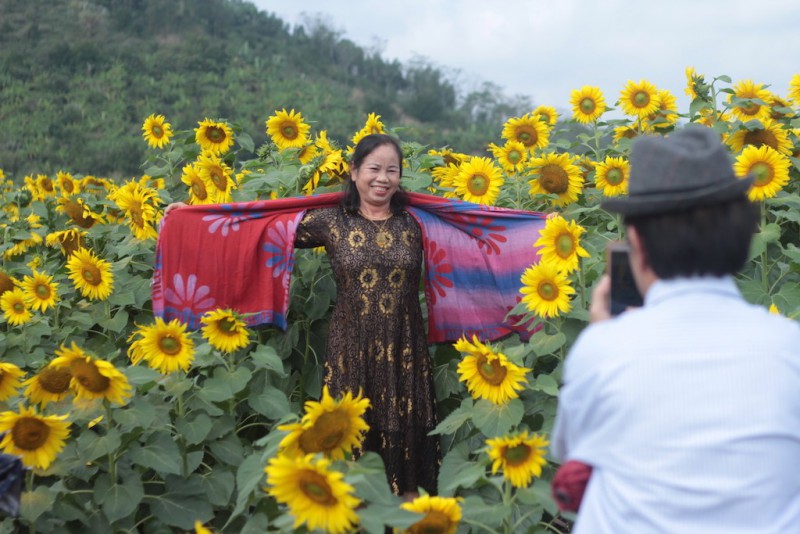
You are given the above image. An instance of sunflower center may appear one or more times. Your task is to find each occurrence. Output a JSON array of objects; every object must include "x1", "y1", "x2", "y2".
[
  {"x1": 82, "y1": 263, "x2": 102, "y2": 286},
  {"x1": 410, "y1": 511, "x2": 453, "y2": 534},
  {"x1": 580, "y1": 97, "x2": 596, "y2": 113},
  {"x1": 13, "y1": 301, "x2": 25, "y2": 313},
  {"x1": 605, "y1": 168, "x2": 624, "y2": 186},
  {"x1": 539, "y1": 165, "x2": 569, "y2": 194},
  {"x1": 508, "y1": 150, "x2": 522, "y2": 164},
  {"x1": 467, "y1": 174, "x2": 490, "y2": 196},
  {"x1": 504, "y1": 443, "x2": 532, "y2": 466},
  {"x1": 38, "y1": 367, "x2": 72, "y2": 393},
  {"x1": 751, "y1": 162, "x2": 774, "y2": 186},
  {"x1": 282, "y1": 123, "x2": 298, "y2": 140},
  {"x1": 477, "y1": 356, "x2": 508, "y2": 386},
  {"x1": 63, "y1": 200, "x2": 95, "y2": 228},
  {"x1": 63, "y1": 233, "x2": 84, "y2": 256},
  {"x1": 11, "y1": 417, "x2": 50, "y2": 450},
  {"x1": 130, "y1": 205, "x2": 145, "y2": 228},
  {"x1": 633, "y1": 91, "x2": 650, "y2": 108},
  {"x1": 62, "y1": 180, "x2": 75, "y2": 193},
  {"x1": 209, "y1": 169, "x2": 227, "y2": 190},
  {"x1": 743, "y1": 129, "x2": 778, "y2": 150},
  {"x1": 740, "y1": 100, "x2": 759, "y2": 115},
  {"x1": 516, "y1": 126, "x2": 538, "y2": 147},
  {"x1": 207, "y1": 126, "x2": 226, "y2": 143},
  {"x1": 35, "y1": 283, "x2": 51, "y2": 299},
  {"x1": 158, "y1": 335, "x2": 182, "y2": 355},
  {"x1": 298, "y1": 471, "x2": 337, "y2": 505},
  {"x1": 537, "y1": 281, "x2": 558, "y2": 301},
  {"x1": 41, "y1": 179, "x2": 54, "y2": 192},
  {"x1": 299, "y1": 410, "x2": 348, "y2": 453},
  {"x1": 70, "y1": 359, "x2": 110, "y2": 393},
  {"x1": 555, "y1": 234, "x2": 576, "y2": 259},
  {"x1": 191, "y1": 179, "x2": 208, "y2": 200},
  {"x1": 0, "y1": 273, "x2": 14, "y2": 295},
  {"x1": 152, "y1": 125, "x2": 164, "y2": 138}
]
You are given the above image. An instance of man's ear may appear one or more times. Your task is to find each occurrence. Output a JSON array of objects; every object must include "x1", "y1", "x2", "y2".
[{"x1": 627, "y1": 226, "x2": 647, "y2": 270}]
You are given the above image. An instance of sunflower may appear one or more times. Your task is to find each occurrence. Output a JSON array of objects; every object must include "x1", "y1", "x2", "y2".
[
  {"x1": 789, "y1": 74, "x2": 800, "y2": 105},
  {"x1": 0, "y1": 404, "x2": 70, "y2": 470},
  {"x1": 696, "y1": 108, "x2": 731, "y2": 129},
  {"x1": 684, "y1": 66, "x2": 705, "y2": 101},
  {"x1": 532, "y1": 105, "x2": 558, "y2": 128},
  {"x1": 266, "y1": 109, "x2": 311, "y2": 151},
  {"x1": 45, "y1": 228, "x2": 87, "y2": 256},
  {"x1": 453, "y1": 156, "x2": 504, "y2": 205},
  {"x1": 141, "y1": 114, "x2": 173, "y2": 149},
  {"x1": 195, "y1": 118, "x2": 234, "y2": 155},
  {"x1": 455, "y1": 335, "x2": 530, "y2": 405},
  {"x1": 619, "y1": 79, "x2": 661, "y2": 119},
  {"x1": 51, "y1": 342, "x2": 132, "y2": 406},
  {"x1": 127, "y1": 317, "x2": 196, "y2": 374},
  {"x1": 278, "y1": 386, "x2": 370, "y2": 460},
  {"x1": 194, "y1": 521, "x2": 213, "y2": 534},
  {"x1": 769, "y1": 303, "x2": 781, "y2": 315},
  {"x1": 728, "y1": 79, "x2": 772, "y2": 123},
  {"x1": 520, "y1": 261, "x2": 575, "y2": 318},
  {"x1": 489, "y1": 141, "x2": 528, "y2": 173},
  {"x1": 108, "y1": 179, "x2": 160, "y2": 240},
  {"x1": 265, "y1": 453, "x2": 360, "y2": 534},
  {"x1": 613, "y1": 125, "x2": 640, "y2": 145},
  {"x1": 595, "y1": 155, "x2": 631, "y2": 197},
  {"x1": 646, "y1": 89, "x2": 679, "y2": 129},
  {"x1": 767, "y1": 93, "x2": 795, "y2": 120},
  {"x1": 20, "y1": 269, "x2": 59, "y2": 312},
  {"x1": 351, "y1": 112, "x2": 385, "y2": 146},
  {"x1": 35, "y1": 174, "x2": 56, "y2": 199},
  {"x1": 534, "y1": 216, "x2": 590, "y2": 274},
  {"x1": 196, "y1": 152, "x2": 236, "y2": 203},
  {"x1": 297, "y1": 142, "x2": 320, "y2": 165},
  {"x1": 3, "y1": 233, "x2": 43, "y2": 261},
  {"x1": 56, "y1": 197, "x2": 103, "y2": 228},
  {"x1": 66, "y1": 248, "x2": 114, "y2": 301},
  {"x1": 733, "y1": 145, "x2": 791, "y2": 201},
  {"x1": 486, "y1": 432, "x2": 549, "y2": 488},
  {"x1": 725, "y1": 119, "x2": 793, "y2": 156},
  {"x1": 401, "y1": 495, "x2": 462, "y2": 534},
  {"x1": 1, "y1": 288, "x2": 33, "y2": 326},
  {"x1": 527, "y1": 152, "x2": 584, "y2": 207},
  {"x1": 23, "y1": 363, "x2": 73, "y2": 407},
  {"x1": 570, "y1": 86, "x2": 606, "y2": 124},
  {"x1": 200, "y1": 309, "x2": 250, "y2": 353},
  {"x1": 502, "y1": 114, "x2": 550, "y2": 151},
  {"x1": 180, "y1": 163, "x2": 212, "y2": 205},
  {"x1": 56, "y1": 171, "x2": 79, "y2": 196},
  {"x1": 0, "y1": 363, "x2": 25, "y2": 402}
]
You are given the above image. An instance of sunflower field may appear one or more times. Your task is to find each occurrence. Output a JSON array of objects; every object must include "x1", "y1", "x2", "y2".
[{"x1": 1, "y1": 70, "x2": 800, "y2": 534}]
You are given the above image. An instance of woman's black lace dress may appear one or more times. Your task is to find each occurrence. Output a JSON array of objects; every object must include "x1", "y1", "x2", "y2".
[{"x1": 295, "y1": 206, "x2": 440, "y2": 494}]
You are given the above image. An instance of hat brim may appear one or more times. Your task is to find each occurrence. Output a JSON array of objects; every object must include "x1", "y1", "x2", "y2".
[{"x1": 602, "y1": 174, "x2": 754, "y2": 216}]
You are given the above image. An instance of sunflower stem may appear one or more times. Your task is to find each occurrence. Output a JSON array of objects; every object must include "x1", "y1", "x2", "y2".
[
  {"x1": 578, "y1": 258, "x2": 586, "y2": 311},
  {"x1": 105, "y1": 400, "x2": 118, "y2": 483},
  {"x1": 502, "y1": 480, "x2": 513, "y2": 534},
  {"x1": 760, "y1": 202, "x2": 769, "y2": 293},
  {"x1": 26, "y1": 470, "x2": 35, "y2": 534},
  {"x1": 176, "y1": 390, "x2": 189, "y2": 478}
]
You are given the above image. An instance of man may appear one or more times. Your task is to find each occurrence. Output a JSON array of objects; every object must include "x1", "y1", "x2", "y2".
[{"x1": 551, "y1": 125, "x2": 800, "y2": 532}]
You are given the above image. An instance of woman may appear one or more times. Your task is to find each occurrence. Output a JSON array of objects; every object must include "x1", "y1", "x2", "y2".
[
  {"x1": 293, "y1": 134, "x2": 439, "y2": 498},
  {"x1": 163, "y1": 134, "x2": 439, "y2": 497}
]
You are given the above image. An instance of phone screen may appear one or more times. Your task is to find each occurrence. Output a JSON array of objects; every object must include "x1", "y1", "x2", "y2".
[{"x1": 609, "y1": 247, "x2": 643, "y2": 316}]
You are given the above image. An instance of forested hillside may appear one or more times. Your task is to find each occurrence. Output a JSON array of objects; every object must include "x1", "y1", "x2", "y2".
[{"x1": 0, "y1": 0, "x2": 532, "y2": 178}]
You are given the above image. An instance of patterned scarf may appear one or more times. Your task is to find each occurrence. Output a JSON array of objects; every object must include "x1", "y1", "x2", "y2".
[{"x1": 153, "y1": 192, "x2": 546, "y2": 343}]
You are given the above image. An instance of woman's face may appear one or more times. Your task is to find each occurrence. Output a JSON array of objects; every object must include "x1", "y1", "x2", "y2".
[{"x1": 351, "y1": 144, "x2": 401, "y2": 211}]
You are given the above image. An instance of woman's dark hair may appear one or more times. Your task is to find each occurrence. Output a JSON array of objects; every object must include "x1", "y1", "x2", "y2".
[
  {"x1": 342, "y1": 134, "x2": 409, "y2": 213},
  {"x1": 624, "y1": 196, "x2": 758, "y2": 279}
]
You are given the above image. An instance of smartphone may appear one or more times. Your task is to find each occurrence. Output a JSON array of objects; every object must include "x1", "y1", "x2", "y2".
[{"x1": 607, "y1": 241, "x2": 643, "y2": 316}]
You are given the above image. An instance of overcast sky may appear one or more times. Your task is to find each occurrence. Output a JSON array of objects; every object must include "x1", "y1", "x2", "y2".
[{"x1": 251, "y1": 0, "x2": 800, "y2": 118}]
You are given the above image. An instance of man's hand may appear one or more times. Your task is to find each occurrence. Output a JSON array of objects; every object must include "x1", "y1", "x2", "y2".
[
  {"x1": 159, "y1": 202, "x2": 187, "y2": 231},
  {"x1": 589, "y1": 274, "x2": 612, "y2": 323}
]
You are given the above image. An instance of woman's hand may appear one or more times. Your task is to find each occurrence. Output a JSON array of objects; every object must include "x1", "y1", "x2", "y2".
[{"x1": 159, "y1": 202, "x2": 188, "y2": 231}]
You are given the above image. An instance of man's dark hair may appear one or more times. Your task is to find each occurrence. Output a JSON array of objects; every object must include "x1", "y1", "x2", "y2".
[
  {"x1": 624, "y1": 196, "x2": 758, "y2": 279},
  {"x1": 342, "y1": 134, "x2": 409, "y2": 213}
]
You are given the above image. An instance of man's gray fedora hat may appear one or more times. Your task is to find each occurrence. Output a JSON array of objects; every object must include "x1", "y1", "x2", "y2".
[{"x1": 602, "y1": 125, "x2": 754, "y2": 216}]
